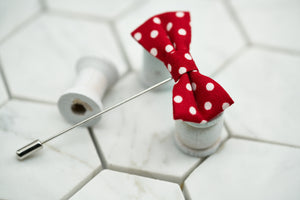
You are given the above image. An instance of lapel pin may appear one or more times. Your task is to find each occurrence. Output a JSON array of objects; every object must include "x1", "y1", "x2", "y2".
[{"x1": 16, "y1": 11, "x2": 234, "y2": 160}]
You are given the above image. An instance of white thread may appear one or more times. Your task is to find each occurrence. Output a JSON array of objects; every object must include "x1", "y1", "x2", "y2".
[
  {"x1": 141, "y1": 51, "x2": 172, "y2": 90},
  {"x1": 58, "y1": 57, "x2": 118, "y2": 127}
]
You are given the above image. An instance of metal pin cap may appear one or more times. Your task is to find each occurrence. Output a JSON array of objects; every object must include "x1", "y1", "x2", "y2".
[{"x1": 16, "y1": 139, "x2": 43, "y2": 160}]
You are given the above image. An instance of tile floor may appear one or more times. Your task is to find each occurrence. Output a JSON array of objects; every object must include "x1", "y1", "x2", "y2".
[{"x1": 0, "y1": 0, "x2": 299, "y2": 199}]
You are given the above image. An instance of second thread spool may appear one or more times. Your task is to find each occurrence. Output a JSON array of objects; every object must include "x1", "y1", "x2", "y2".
[{"x1": 139, "y1": 50, "x2": 172, "y2": 90}]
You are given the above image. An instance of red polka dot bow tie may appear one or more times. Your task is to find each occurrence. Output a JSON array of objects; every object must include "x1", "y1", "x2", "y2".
[{"x1": 131, "y1": 11, "x2": 234, "y2": 123}]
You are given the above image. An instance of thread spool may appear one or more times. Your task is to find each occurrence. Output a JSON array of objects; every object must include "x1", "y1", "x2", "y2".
[
  {"x1": 174, "y1": 113, "x2": 224, "y2": 157},
  {"x1": 139, "y1": 50, "x2": 172, "y2": 90},
  {"x1": 58, "y1": 57, "x2": 119, "y2": 127}
]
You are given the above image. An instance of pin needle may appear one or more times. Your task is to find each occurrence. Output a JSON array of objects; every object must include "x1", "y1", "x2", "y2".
[{"x1": 16, "y1": 77, "x2": 172, "y2": 160}]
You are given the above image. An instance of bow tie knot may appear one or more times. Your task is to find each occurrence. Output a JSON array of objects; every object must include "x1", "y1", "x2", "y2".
[{"x1": 164, "y1": 50, "x2": 198, "y2": 82}]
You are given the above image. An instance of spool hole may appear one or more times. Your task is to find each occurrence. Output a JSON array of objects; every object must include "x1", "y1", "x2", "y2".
[{"x1": 71, "y1": 103, "x2": 86, "y2": 115}]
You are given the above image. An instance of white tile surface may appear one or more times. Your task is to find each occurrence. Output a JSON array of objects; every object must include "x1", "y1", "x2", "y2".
[
  {"x1": 0, "y1": 75, "x2": 8, "y2": 105},
  {"x1": 93, "y1": 72, "x2": 228, "y2": 183},
  {"x1": 0, "y1": 13, "x2": 128, "y2": 102},
  {"x1": 184, "y1": 138, "x2": 300, "y2": 200},
  {"x1": 116, "y1": 0, "x2": 245, "y2": 75},
  {"x1": 1, "y1": 0, "x2": 299, "y2": 197},
  {"x1": 46, "y1": 0, "x2": 139, "y2": 19},
  {"x1": 216, "y1": 47, "x2": 300, "y2": 146},
  {"x1": 0, "y1": 100, "x2": 101, "y2": 199},
  {"x1": 71, "y1": 169, "x2": 184, "y2": 200},
  {"x1": 0, "y1": 0, "x2": 40, "y2": 41},
  {"x1": 0, "y1": 100, "x2": 100, "y2": 169},
  {"x1": 231, "y1": 0, "x2": 300, "y2": 51}
]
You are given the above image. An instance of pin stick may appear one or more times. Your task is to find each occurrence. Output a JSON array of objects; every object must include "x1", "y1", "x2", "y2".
[{"x1": 16, "y1": 77, "x2": 172, "y2": 160}]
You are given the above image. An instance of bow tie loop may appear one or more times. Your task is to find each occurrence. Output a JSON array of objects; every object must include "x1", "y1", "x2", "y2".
[
  {"x1": 164, "y1": 50, "x2": 198, "y2": 82},
  {"x1": 132, "y1": 11, "x2": 192, "y2": 64}
]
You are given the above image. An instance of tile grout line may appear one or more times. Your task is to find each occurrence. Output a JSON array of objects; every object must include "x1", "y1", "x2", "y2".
[
  {"x1": 224, "y1": 120, "x2": 233, "y2": 138},
  {"x1": 181, "y1": 184, "x2": 191, "y2": 200},
  {"x1": 211, "y1": 44, "x2": 249, "y2": 77},
  {"x1": 179, "y1": 132, "x2": 232, "y2": 195},
  {"x1": 107, "y1": 164, "x2": 183, "y2": 185},
  {"x1": 58, "y1": 128, "x2": 105, "y2": 199},
  {"x1": 12, "y1": 96, "x2": 56, "y2": 105},
  {"x1": 178, "y1": 157, "x2": 209, "y2": 200},
  {"x1": 45, "y1": 9, "x2": 134, "y2": 76},
  {"x1": 254, "y1": 43, "x2": 300, "y2": 57},
  {"x1": 231, "y1": 135, "x2": 300, "y2": 149},
  {"x1": 46, "y1": 9, "x2": 110, "y2": 23},
  {"x1": 181, "y1": 156, "x2": 208, "y2": 185},
  {"x1": 88, "y1": 128, "x2": 108, "y2": 169},
  {"x1": 108, "y1": 20, "x2": 134, "y2": 72},
  {"x1": 73, "y1": 126, "x2": 189, "y2": 196},
  {"x1": 113, "y1": 0, "x2": 148, "y2": 21},
  {"x1": 0, "y1": 59, "x2": 12, "y2": 99},
  {"x1": 43, "y1": 0, "x2": 147, "y2": 24},
  {"x1": 9, "y1": 71, "x2": 133, "y2": 116},
  {"x1": 0, "y1": 10, "x2": 43, "y2": 46},
  {"x1": 62, "y1": 166, "x2": 102, "y2": 200},
  {"x1": 38, "y1": 0, "x2": 48, "y2": 11},
  {"x1": 0, "y1": 99, "x2": 9, "y2": 109},
  {"x1": 225, "y1": 118, "x2": 300, "y2": 149},
  {"x1": 222, "y1": 0, "x2": 251, "y2": 45}
]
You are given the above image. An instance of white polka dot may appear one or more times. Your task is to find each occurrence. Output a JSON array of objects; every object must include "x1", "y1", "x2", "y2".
[
  {"x1": 222, "y1": 102, "x2": 230, "y2": 110},
  {"x1": 166, "y1": 22, "x2": 173, "y2": 31},
  {"x1": 153, "y1": 17, "x2": 161, "y2": 24},
  {"x1": 178, "y1": 28, "x2": 186, "y2": 35},
  {"x1": 206, "y1": 82, "x2": 214, "y2": 91},
  {"x1": 204, "y1": 101, "x2": 212, "y2": 110},
  {"x1": 150, "y1": 48, "x2": 158, "y2": 56},
  {"x1": 179, "y1": 67, "x2": 187, "y2": 74},
  {"x1": 174, "y1": 95, "x2": 183, "y2": 103},
  {"x1": 150, "y1": 30, "x2": 158, "y2": 38},
  {"x1": 134, "y1": 32, "x2": 142, "y2": 41},
  {"x1": 192, "y1": 82, "x2": 197, "y2": 91},
  {"x1": 176, "y1": 11, "x2": 184, "y2": 18},
  {"x1": 165, "y1": 44, "x2": 174, "y2": 53},
  {"x1": 189, "y1": 106, "x2": 196, "y2": 115},
  {"x1": 184, "y1": 53, "x2": 192, "y2": 60},
  {"x1": 186, "y1": 83, "x2": 192, "y2": 91},
  {"x1": 167, "y1": 64, "x2": 172, "y2": 72},
  {"x1": 200, "y1": 120, "x2": 207, "y2": 124}
]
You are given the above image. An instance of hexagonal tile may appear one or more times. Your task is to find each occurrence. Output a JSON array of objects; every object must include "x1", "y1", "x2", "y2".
[
  {"x1": 0, "y1": 75, "x2": 8, "y2": 105},
  {"x1": 231, "y1": 0, "x2": 300, "y2": 51},
  {"x1": 93, "y1": 72, "x2": 228, "y2": 183},
  {"x1": 215, "y1": 47, "x2": 300, "y2": 146},
  {"x1": 71, "y1": 169, "x2": 184, "y2": 200},
  {"x1": 184, "y1": 138, "x2": 300, "y2": 200},
  {"x1": 0, "y1": 13, "x2": 128, "y2": 102},
  {"x1": 0, "y1": 100, "x2": 101, "y2": 199},
  {"x1": 0, "y1": 0, "x2": 40, "y2": 41},
  {"x1": 116, "y1": 0, "x2": 245, "y2": 75},
  {"x1": 46, "y1": 0, "x2": 140, "y2": 19}
]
